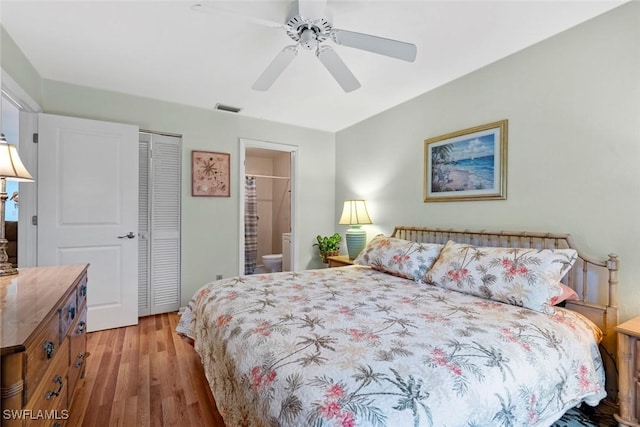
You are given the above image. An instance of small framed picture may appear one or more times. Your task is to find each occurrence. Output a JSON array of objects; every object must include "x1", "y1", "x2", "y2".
[
  {"x1": 192, "y1": 151, "x2": 230, "y2": 197},
  {"x1": 424, "y1": 120, "x2": 507, "y2": 202}
]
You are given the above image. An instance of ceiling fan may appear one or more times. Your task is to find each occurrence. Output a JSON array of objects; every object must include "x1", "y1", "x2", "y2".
[{"x1": 192, "y1": 0, "x2": 417, "y2": 92}]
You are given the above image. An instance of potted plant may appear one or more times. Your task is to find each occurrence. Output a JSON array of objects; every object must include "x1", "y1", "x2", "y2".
[{"x1": 313, "y1": 233, "x2": 342, "y2": 263}]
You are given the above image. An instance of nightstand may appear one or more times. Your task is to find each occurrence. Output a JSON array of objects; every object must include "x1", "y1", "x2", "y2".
[
  {"x1": 615, "y1": 316, "x2": 640, "y2": 426},
  {"x1": 327, "y1": 255, "x2": 354, "y2": 268}
]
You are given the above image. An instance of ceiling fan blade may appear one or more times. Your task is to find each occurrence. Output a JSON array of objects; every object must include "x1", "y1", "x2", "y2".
[
  {"x1": 296, "y1": 0, "x2": 327, "y2": 19},
  {"x1": 316, "y1": 46, "x2": 361, "y2": 93},
  {"x1": 331, "y1": 29, "x2": 417, "y2": 62},
  {"x1": 191, "y1": 3, "x2": 288, "y2": 29},
  {"x1": 252, "y1": 46, "x2": 299, "y2": 91}
]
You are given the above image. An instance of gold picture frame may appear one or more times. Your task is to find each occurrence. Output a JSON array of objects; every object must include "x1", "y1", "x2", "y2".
[
  {"x1": 192, "y1": 151, "x2": 230, "y2": 197},
  {"x1": 424, "y1": 119, "x2": 507, "y2": 202}
]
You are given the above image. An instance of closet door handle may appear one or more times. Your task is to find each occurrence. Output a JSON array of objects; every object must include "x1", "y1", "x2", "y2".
[{"x1": 117, "y1": 232, "x2": 136, "y2": 239}]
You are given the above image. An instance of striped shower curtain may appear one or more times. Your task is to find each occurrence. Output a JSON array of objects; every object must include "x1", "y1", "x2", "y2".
[{"x1": 244, "y1": 177, "x2": 258, "y2": 274}]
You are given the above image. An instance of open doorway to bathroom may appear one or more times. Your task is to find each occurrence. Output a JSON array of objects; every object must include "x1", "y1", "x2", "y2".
[{"x1": 239, "y1": 138, "x2": 297, "y2": 276}]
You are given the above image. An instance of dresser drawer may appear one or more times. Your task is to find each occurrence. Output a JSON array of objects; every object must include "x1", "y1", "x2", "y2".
[
  {"x1": 59, "y1": 291, "x2": 77, "y2": 341},
  {"x1": 24, "y1": 339, "x2": 69, "y2": 427},
  {"x1": 24, "y1": 315, "x2": 63, "y2": 402},
  {"x1": 636, "y1": 339, "x2": 640, "y2": 378},
  {"x1": 635, "y1": 339, "x2": 640, "y2": 421},
  {"x1": 67, "y1": 309, "x2": 87, "y2": 398},
  {"x1": 77, "y1": 274, "x2": 88, "y2": 312}
]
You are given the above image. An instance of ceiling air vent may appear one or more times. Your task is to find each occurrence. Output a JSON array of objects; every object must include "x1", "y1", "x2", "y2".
[{"x1": 214, "y1": 103, "x2": 242, "y2": 113}]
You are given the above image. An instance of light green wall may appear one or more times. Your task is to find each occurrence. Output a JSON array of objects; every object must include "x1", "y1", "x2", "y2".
[
  {"x1": 38, "y1": 80, "x2": 335, "y2": 304},
  {"x1": 336, "y1": 2, "x2": 640, "y2": 321},
  {"x1": 0, "y1": 26, "x2": 42, "y2": 105}
]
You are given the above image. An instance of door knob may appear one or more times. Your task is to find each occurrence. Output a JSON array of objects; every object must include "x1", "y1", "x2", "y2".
[{"x1": 117, "y1": 232, "x2": 136, "y2": 239}]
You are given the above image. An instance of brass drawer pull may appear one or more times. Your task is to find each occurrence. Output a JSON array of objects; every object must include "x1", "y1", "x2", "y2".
[
  {"x1": 74, "y1": 353, "x2": 85, "y2": 368},
  {"x1": 76, "y1": 321, "x2": 86, "y2": 334},
  {"x1": 44, "y1": 341, "x2": 55, "y2": 359},
  {"x1": 45, "y1": 375, "x2": 63, "y2": 400}
]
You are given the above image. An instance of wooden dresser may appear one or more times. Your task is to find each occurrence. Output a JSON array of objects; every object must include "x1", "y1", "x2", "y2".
[{"x1": 1, "y1": 264, "x2": 89, "y2": 427}]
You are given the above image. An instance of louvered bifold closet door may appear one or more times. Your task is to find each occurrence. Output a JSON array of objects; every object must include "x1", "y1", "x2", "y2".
[
  {"x1": 149, "y1": 134, "x2": 181, "y2": 314},
  {"x1": 139, "y1": 137, "x2": 151, "y2": 316},
  {"x1": 138, "y1": 132, "x2": 182, "y2": 317}
]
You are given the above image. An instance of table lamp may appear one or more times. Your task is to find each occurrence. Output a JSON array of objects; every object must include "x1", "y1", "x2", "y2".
[
  {"x1": 0, "y1": 134, "x2": 34, "y2": 276},
  {"x1": 338, "y1": 199, "x2": 372, "y2": 259}
]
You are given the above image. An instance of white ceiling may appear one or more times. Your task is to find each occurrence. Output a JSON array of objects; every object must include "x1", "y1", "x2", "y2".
[{"x1": 1, "y1": 0, "x2": 627, "y2": 132}]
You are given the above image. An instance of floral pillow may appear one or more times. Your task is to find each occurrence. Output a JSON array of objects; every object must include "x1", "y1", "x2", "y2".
[
  {"x1": 354, "y1": 235, "x2": 443, "y2": 282},
  {"x1": 424, "y1": 240, "x2": 578, "y2": 314}
]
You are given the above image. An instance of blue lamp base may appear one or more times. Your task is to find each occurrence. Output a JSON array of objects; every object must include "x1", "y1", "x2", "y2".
[{"x1": 345, "y1": 225, "x2": 367, "y2": 260}]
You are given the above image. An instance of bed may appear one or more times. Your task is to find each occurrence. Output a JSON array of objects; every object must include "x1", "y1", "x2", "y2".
[{"x1": 177, "y1": 226, "x2": 619, "y2": 426}]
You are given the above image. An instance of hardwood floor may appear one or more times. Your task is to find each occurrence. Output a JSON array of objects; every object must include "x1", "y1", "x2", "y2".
[{"x1": 66, "y1": 313, "x2": 225, "y2": 427}]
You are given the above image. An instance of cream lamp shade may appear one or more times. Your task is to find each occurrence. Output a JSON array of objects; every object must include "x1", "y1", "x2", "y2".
[
  {"x1": 338, "y1": 200, "x2": 372, "y2": 259},
  {"x1": 0, "y1": 136, "x2": 34, "y2": 276},
  {"x1": 0, "y1": 142, "x2": 34, "y2": 182}
]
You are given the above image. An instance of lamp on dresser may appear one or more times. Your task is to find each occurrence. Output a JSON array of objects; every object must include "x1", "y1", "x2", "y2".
[
  {"x1": 338, "y1": 199, "x2": 373, "y2": 259},
  {"x1": 0, "y1": 133, "x2": 33, "y2": 276}
]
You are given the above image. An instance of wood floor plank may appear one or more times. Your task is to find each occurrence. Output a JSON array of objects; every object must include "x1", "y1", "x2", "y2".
[
  {"x1": 137, "y1": 352, "x2": 151, "y2": 427},
  {"x1": 67, "y1": 313, "x2": 225, "y2": 427},
  {"x1": 124, "y1": 395, "x2": 138, "y2": 426},
  {"x1": 107, "y1": 398, "x2": 127, "y2": 427}
]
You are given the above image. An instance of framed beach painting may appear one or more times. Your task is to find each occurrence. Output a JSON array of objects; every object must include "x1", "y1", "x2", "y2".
[
  {"x1": 424, "y1": 120, "x2": 507, "y2": 202},
  {"x1": 192, "y1": 151, "x2": 230, "y2": 197}
]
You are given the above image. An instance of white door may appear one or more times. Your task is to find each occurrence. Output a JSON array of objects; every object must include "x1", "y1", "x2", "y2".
[{"x1": 37, "y1": 113, "x2": 139, "y2": 332}]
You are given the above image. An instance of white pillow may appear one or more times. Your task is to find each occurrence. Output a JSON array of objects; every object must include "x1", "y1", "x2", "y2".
[{"x1": 424, "y1": 240, "x2": 577, "y2": 314}]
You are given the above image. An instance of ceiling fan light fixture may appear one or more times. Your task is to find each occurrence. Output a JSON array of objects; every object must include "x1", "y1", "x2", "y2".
[{"x1": 299, "y1": 28, "x2": 317, "y2": 50}]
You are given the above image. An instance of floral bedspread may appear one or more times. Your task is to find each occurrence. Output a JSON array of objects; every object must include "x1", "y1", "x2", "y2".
[{"x1": 177, "y1": 266, "x2": 605, "y2": 427}]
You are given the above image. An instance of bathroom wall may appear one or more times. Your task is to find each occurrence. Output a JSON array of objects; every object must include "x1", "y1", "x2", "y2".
[
  {"x1": 272, "y1": 152, "x2": 291, "y2": 252},
  {"x1": 246, "y1": 151, "x2": 291, "y2": 264}
]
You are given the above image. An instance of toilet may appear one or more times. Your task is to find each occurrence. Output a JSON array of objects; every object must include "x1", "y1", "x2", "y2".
[{"x1": 262, "y1": 254, "x2": 283, "y2": 273}]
